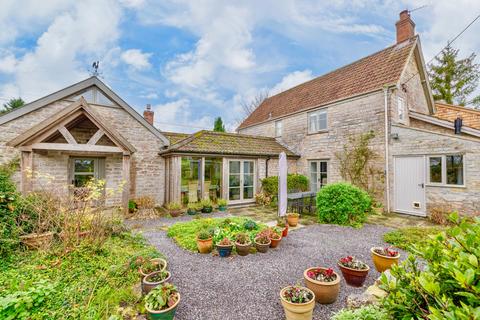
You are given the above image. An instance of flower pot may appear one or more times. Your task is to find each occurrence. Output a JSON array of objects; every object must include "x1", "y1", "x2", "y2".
[
  {"x1": 169, "y1": 209, "x2": 183, "y2": 217},
  {"x1": 187, "y1": 208, "x2": 197, "y2": 215},
  {"x1": 197, "y1": 237, "x2": 213, "y2": 254},
  {"x1": 370, "y1": 247, "x2": 400, "y2": 272},
  {"x1": 218, "y1": 205, "x2": 227, "y2": 212},
  {"x1": 19, "y1": 232, "x2": 54, "y2": 249},
  {"x1": 255, "y1": 239, "x2": 271, "y2": 253},
  {"x1": 202, "y1": 206, "x2": 213, "y2": 213},
  {"x1": 235, "y1": 242, "x2": 251, "y2": 256},
  {"x1": 280, "y1": 286, "x2": 315, "y2": 320},
  {"x1": 281, "y1": 225, "x2": 288, "y2": 237},
  {"x1": 216, "y1": 244, "x2": 233, "y2": 257},
  {"x1": 270, "y1": 236, "x2": 282, "y2": 248},
  {"x1": 338, "y1": 263, "x2": 369, "y2": 287},
  {"x1": 287, "y1": 214, "x2": 299, "y2": 227},
  {"x1": 142, "y1": 271, "x2": 171, "y2": 295},
  {"x1": 145, "y1": 292, "x2": 180, "y2": 320},
  {"x1": 303, "y1": 267, "x2": 340, "y2": 304},
  {"x1": 139, "y1": 258, "x2": 168, "y2": 278}
]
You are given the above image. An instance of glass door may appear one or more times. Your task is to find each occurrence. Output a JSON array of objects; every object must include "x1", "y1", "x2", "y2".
[
  {"x1": 243, "y1": 160, "x2": 254, "y2": 200},
  {"x1": 229, "y1": 160, "x2": 255, "y2": 202},
  {"x1": 228, "y1": 160, "x2": 241, "y2": 201},
  {"x1": 309, "y1": 160, "x2": 328, "y2": 192}
]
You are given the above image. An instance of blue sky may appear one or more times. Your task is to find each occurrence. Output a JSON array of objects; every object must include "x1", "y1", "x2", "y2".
[{"x1": 1, "y1": 0, "x2": 480, "y2": 132}]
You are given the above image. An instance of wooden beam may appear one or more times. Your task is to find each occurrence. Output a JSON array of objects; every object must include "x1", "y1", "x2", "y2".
[
  {"x1": 58, "y1": 126, "x2": 77, "y2": 144},
  {"x1": 87, "y1": 129, "x2": 104, "y2": 145},
  {"x1": 20, "y1": 151, "x2": 33, "y2": 193},
  {"x1": 27, "y1": 143, "x2": 124, "y2": 154},
  {"x1": 122, "y1": 155, "x2": 131, "y2": 214}
]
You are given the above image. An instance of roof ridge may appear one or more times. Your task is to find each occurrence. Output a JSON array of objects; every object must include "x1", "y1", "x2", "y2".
[{"x1": 202, "y1": 130, "x2": 276, "y2": 140}]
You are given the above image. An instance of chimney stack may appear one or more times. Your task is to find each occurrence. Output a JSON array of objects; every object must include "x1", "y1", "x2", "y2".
[
  {"x1": 143, "y1": 104, "x2": 154, "y2": 125},
  {"x1": 396, "y1": 10, "x2": 415, "y2": 44}
]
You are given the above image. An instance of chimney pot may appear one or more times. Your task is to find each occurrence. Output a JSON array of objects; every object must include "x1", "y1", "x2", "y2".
[
  {"x1": 143, "y1": 104, "x2": 154, "y2": 125},
  {"x1": 395, "y1": 10, "x2": 415, "y2": 44}
]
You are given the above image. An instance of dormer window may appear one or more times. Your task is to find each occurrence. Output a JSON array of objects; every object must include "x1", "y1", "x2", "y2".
[
  {"x1": 308, "y1": 109, "x2": 327, "y2": 133},
  {"x1": 275, "y1": 120, "x2": 283, "y2": 137},
  {"x1": 397, "y1": 97, "x2": 406, "y2": 122}
]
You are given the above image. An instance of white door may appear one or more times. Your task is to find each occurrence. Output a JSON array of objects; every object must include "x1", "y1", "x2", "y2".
[
  {"x1": 228, "y1": 160, "x2": 255, "y2": 203},
  {"x1": 394, "y1": 156, "x2": 426, "y2": 216}
]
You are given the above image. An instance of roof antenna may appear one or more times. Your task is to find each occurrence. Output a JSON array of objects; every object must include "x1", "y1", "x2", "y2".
[
  {"x1": 90, "y1": 61, "x2": 101, "y2": 77},
  {"x1": 408, "y1": 4, "x2": 428, "y2": 13}
]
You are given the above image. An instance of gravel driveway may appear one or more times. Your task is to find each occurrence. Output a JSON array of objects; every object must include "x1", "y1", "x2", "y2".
[{"x1": 128, "y1": 216, "x2": 397, "y2": 320}]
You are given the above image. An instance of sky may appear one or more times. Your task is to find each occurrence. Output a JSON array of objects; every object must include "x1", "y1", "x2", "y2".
[{"x1": 1, "y1": 0, "x2": 480, "y2": 132}]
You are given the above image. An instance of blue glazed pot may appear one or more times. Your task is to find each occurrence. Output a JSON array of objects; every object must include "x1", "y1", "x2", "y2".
[
  {"x1": 202, "y1": 206, "x2": 213, "y2": 213},
  {"x1": 217, "y1": 244, "x2": 233, "y2": 257},
  {"x1": 218, "y1": 205, "x2": 227, "y2": 212},
  {"x1": 187, "y1": 209, "x2": 197, "y2": 215}
]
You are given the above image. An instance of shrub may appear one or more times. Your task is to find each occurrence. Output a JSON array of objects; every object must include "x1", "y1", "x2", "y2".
[
  {"x1": 316, "y1": 182, "x2": 372, "y2": 226},
  {"x1": 260, "y1": 174, "x2": 309, "y2": 196},
  {"x1": 166, "y1": 202, "x2": 182, "y2": 211},
  {"x1": 332, "y1": 305, "x2": 389, "y2": 320},
  {"x1": 217, "y1": 198, "x2": 227, "y2": 206},
  {"x1": 383, "y1": 226, "x2": 445, "y2": 252},
  {"x1": 380, "y1": 213, "x2": 480, "y2": 319}
]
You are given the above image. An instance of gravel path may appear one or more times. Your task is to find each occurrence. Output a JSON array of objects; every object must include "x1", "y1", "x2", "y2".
[{"x1": 128, "y1": 216, "x2": 398, "y2": 320}]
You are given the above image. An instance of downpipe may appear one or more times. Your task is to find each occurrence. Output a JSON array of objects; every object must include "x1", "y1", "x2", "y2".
[{"x1": 383, "y1": 86, "x2": 391, "y2": 213}]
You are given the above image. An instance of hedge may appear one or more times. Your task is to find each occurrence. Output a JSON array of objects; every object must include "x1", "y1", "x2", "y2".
[{"x1": 260, "y1": 174, "x2": 309, "y2": 196}]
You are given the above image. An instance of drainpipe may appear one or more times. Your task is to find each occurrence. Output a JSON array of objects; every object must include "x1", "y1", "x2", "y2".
[
  {"x1": 266, "y1": 156, "x2": 270, "y2": 177},
  {"x1": 383, "y1": 86, "x2": 391, "y2": 213}
]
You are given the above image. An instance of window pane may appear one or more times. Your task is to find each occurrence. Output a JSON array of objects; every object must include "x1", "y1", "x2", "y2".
[
  {"x1": 446, "y1": 155, "x2": 463, "y2": 185},
  {"x1": 309, "y1": 161, "x2": 317, "y2": 173},
  {"x1": 181, "y1": 157, "x2": 201, "y2": 204},
  {"x1": 244, "y1": 174, "x2": 253, "y2": 187},
  {"x1": 318, "y1": 111, "x2": 327, "y2": 130},
  {"x1": 309, "y1": 114, "x2": 317, "y2": 132},
  {"x1": 244, "y1": 161, "x2": 254, "y2": 175},
  {"x1": 74, "y1": 159, "x2": 95, "y2": 173},
  {"x1": 96, "y1": 90, "x2": 114, "y2": 106},
  {"x1": 429, "y1": 157, "x2": 442, "y2": 183},
  {"x1": 204, "y1": 158, "x2": 222, "y2": 201},
  {"x1": 229, "y1": 175, "x2": 240, "y2": 187},
  {"x1": 230, "y1": 161, "x2": 240, "y2": 174},
  {"x1": 74, "y1": 174, "x2": 94, "y2": 187},
  {"x1": 320, "y1": 161, "x2": 327, "y2": 173},
  {"x1": 243, "y1": 186, "x2": 254, "y2": 199},
  {"x1": 275, "y1": 121, "x2": 282, "y2": 137},
  {"x1": 229, "y1": 187, "x2": 240, "y2": 200}
]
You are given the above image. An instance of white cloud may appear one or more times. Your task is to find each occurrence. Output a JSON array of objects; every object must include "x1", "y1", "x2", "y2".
[
  {"x1": 0, "y1": 51, "x2": 17, "y2": 74},
  {"x1": 140, "y1": 92, "x2": 159, "y2": 99},
  {"x1": 153, "y1": 98, "x2": 213, "y2": 132},
  {"x1": 270, "y1": 69, "x2": 314, "y2": 95},
  {"x1": 121, "y1": 49, "x2": 152, "y2": 70},
  {"x1": 119, "y1": 0, "x2": 145, "y2": 8}
]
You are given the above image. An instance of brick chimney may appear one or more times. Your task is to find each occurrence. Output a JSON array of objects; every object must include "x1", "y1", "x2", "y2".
[
  {"x1": 143, "y1": 104, "x2": 154, "y2": 125},
  {"x1": 396, "y1": 10, "x2": 415, "y2": 43}
]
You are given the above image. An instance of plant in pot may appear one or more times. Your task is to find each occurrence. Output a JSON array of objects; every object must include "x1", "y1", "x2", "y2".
[
  {"x1": 142, "y1": 270, "x2": 171, "y2": 295},
  {"x1": 186, "y1": 202, "x2": 198, "y2": 215},
  {"x1": 338, "y1": 256, "x2": 369, "y2": 287},
  {"x1": 136, "y1": 256, "x2": 168, "y2": 279},
  {"x1": 196, "y1": 229, "x2": 213, "y2": 254},
  {"x1": 280, "y1": 285, "x2": 315, "y2": 320},
  {"x1": 287, "y1": 212, "x2": 300, "y2": 227},
  {"x1": 166, "y1": 202, "x2": 183, "y2": 217},
  {"x1": 254, "y1": 233, "x2": 271, "y2": 253},
  {"x1": 200, "y1": 198, "x2": 213, "y2": 213},
  {"x1": 270, "y1": 228, "x2": 282, "y2": 248},
  {"x1": 277, "y1": 218, "x2": 288, "y2": 237},
  {"x1": 303, "y1": 267, "x2": 340, "y2": 304},
  {"x1": 145, "y1": 282, "x2": 180, "y2": 320},
  {"x1": 217, "y1": 198, "x2": 228, "y2": 212},
  {"x1": 235, "y1": 232, "x2": 252, "y2": 256},
  {"x1": 128, "y1": 199, "x2": 137, "y2": 214},
  {"x1": 370, "y1": 246, "x2": 400, "y2": 272},
  {"x1": 216, "y1": 236, "x2": 233, "y2": 257}
]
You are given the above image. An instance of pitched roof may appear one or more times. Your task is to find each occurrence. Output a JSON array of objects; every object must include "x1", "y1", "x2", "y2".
[
  {"x1": 434, "y1": 102, "x2": 480, "y2": 130},
  {"x1": 0, "y1": 76, "x2": 170, "y2": 146},
  {"x1": 160, "y1": 130, "x2": 299, "y2": 157},
  {"x1": 161, "y1": 131, "x2": 191, "y2": 144},
  {"x1": 238, "y1": 37, "x2": 417, "y2": 129}
]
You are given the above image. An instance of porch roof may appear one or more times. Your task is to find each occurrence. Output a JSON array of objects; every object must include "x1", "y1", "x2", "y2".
[{"x1": 160, "y1": 130, "x2": 299, "y2": 158}]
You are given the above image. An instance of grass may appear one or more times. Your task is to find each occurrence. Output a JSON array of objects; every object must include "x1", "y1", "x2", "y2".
[
  {"x1": 383, "y1": 226, "x2": 446, "y2": 252},
  {"x1": 229, "y1": 206, "x2": 318, "y2": 225},
  {"x1": 167, "y1": 216, "x2": 267, "y2": 252},
  {"x1": 0, "y1": 232, "x2": 161, "y2": 319}
]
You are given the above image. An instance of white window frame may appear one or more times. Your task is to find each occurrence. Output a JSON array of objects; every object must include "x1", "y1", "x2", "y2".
[
  {"x1": 426, "y1": 154, "x2": 465, "y2": 187},
  {"x1": 308, "y1": 160, "x2": 328, "y2": 192},
  {"x1": 307, "y1": 109, "x2": 328, "y2": 134},
  {"x1": 397, "y1": 97, "x2": 406, "y2": 123},
  {"x1": 275, "y1": 120, "x2": 283, "y2": 137}
]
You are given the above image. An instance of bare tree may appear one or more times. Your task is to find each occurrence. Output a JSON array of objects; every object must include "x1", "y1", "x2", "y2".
[{"x1": 237, "y1": 90, "x2": 269, "y2": 125}]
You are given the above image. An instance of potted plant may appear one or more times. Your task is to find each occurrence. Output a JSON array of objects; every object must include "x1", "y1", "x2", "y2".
[
  {"x1": 287, "y1": 212, "x2": 300, "y2": 227},
  {"x1": 217, "y1": 198, "x2": 228, "y2": 212},
  {"x1": 142, "y1": 270, "x2": 171, "y2": 295},
  {"x1": 137, "y1": 257, "x2": 168, "y2": 278},
  {"x1": 166, "y1": 202, "x2": 183, "y2": 217},
  {"x1": 277, "y1": 219, "x2": 288, "y2": 237},
  {"x1": 145, "y1": 282, "x2": 180, "y2": 320},
  {"x1": 303, "y1": 267, "x2": 340, "y2": 304},
  {"x1": 200, "y1": 198, "x2": 213, "y2": 213},
  {"x1": 186, "y1": 202, "x2": 198, "y2": 215},
  {"x1": 216, "y1": 237, "x2": 233, "y2": 257},
  {"x1": 254, "y1": 234, "x2": 271, "y2": 253},
  {"x1": 235, "y1": 232, "x2": 252, "y2": 256},
  {"x1": 270, "y1": 228, "x2": 282, "y2": 248},
  {"x1": 196, "y1": 230, "x2": 213, "y2": 254},
  {"x1": 128, "y1": 199, "x2": 137, "y2": 213},
  {"x1": 280, "y1": 285, "x2": 315, "y2": 320},
  {"x1": 370, "y1": 247, "x2": 400, "y2": 272},
  {"x1": 338, "y1": 256, "x2": 370, "y2": 287}
]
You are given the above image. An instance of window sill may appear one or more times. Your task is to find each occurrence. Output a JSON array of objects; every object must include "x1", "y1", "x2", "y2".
[
  {"x1": 307, "y1": 129, "x2": 329, "y2": 136},
  {"x1": 426, "y1": 183, "x2": 466, "y2": 189}
]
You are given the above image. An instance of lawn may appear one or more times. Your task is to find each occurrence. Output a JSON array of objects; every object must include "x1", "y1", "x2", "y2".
[
  {"x1": 383, "y1": 226, "x2": 446, "y2": 252},
  {"x1": 0, "y1": 232, "x2": 161, "y2": 320}
]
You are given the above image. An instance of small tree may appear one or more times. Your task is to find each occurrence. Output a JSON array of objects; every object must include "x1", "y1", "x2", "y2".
[
  {"x1": 240, "y1": 90, "x2": 269, "y2": 119},
  {"x1": 213, "y1": 117, "x2": 226, "y2": 132},
  {"x1": 1, "y1": 98, "x2": 25, "y2": 114},
  {"x1": 428, "y1": 45, "x2": 480, "y2": 106}
]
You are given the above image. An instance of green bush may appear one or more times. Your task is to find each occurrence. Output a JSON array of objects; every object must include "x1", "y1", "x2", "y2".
[
  {"x1": 260, "y1": 174, "x2": 309, "y2": 196},
  {"x1": 383, "y1": 226, "x2": 445, "y2": 252},
  {"x1": 332, "y1": 305, "x2": 389, "y2": 320},
  {"x1": 316, "y1": 182, "x2": 372, "y2": 226},
  {"x1": 380, "y1": 213, "x2": 480, "y2": 319}
]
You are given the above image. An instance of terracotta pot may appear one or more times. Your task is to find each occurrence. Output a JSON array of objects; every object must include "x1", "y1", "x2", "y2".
[
  {"x1": 270, "y1": 236, "x2": 282, "y2": 248},
  {"x1": 255, "y1": 239, "x2": 271, "y2": 253},
  {"x1": 145, "y1": 292, "x2": 180, "y2": 320},
  {"x1": 19, "y1": 232, "x2": 54, "y2": 249},
  {"x1": 287, "y1": 214, "x2": 299, "y2": 227},
  {"x1": 280, "y1": 286, "x2": 315, "y2": 320},
  {"x1": 370, "y1": 247, "x2": 400, "y2": 272},
  {"x1": 169, "y1": 209, "x2": 183, "y2": 217},
  {"x1": 139, "y1": 258, "x2": 168, "y2": 278},
  {"x1": 142, "y1": 271, "x2": 171, "y2": 295},
  {"x1": 338, "y1": 263, "x2": 369, "y2": 287},
  {"x1": 303, "y1": 267, "x2": 340, "y2": 304},
  {"x1": 281, "y1": 225, "x2": 288, "y2": 237},
  {"x1": 197, "y1": 237, "x2": 213, "y2": 254},
  {"x1": 235, "y1": 242, "x2": 251, "y2": 256}
]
